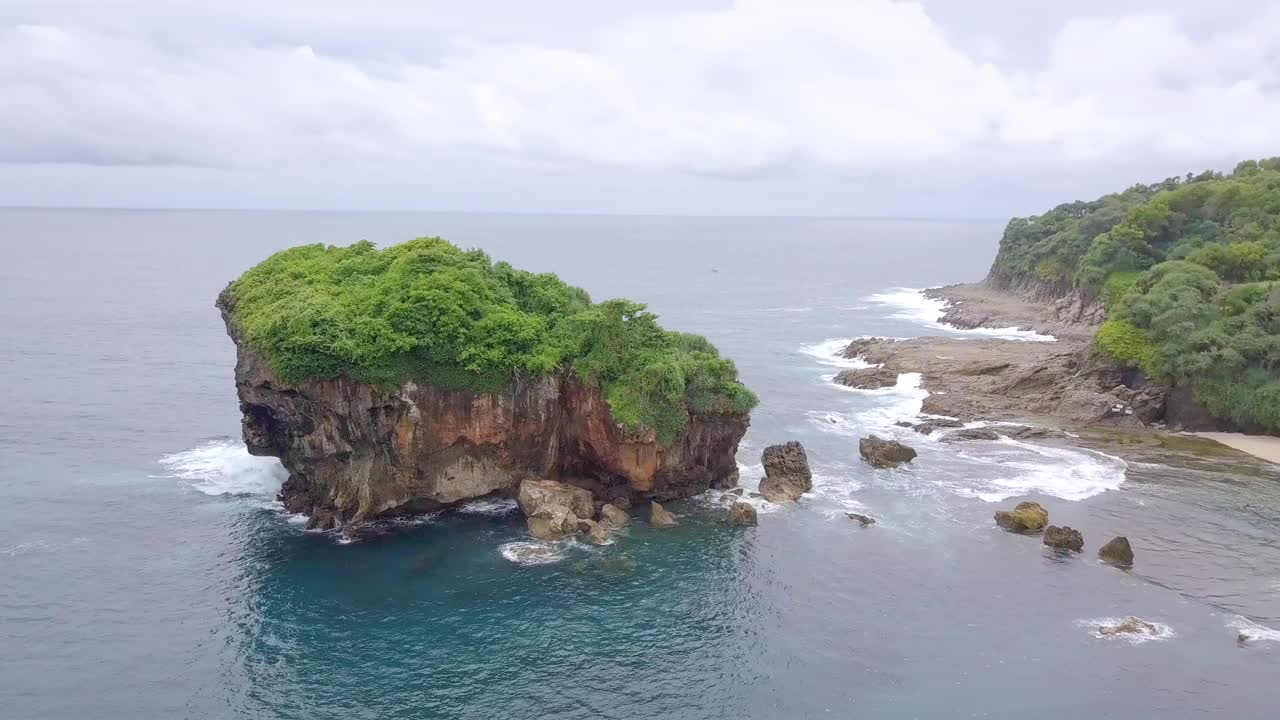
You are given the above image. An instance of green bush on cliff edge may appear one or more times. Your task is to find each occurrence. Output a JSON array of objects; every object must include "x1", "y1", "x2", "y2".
[{"x1": 228, "y1": 238, "x2": 757, "y2": 444}]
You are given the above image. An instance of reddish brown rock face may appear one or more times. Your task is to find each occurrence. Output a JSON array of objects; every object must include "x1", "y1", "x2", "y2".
[{"x1": 218, "y1": 292, "x2": 748, "y2": 526}]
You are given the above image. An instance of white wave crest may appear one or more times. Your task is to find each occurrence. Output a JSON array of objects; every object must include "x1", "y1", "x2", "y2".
[
  {"x1": 800, "y1": 338, "x2": 872, "y2": 368},
  {"x1": 868, "y1": 288, "x2": 1056, "y2": 342},
  {"x1": 158, "y1": 439, "x2": 287, "y2": 497},
  {"x1": 1079, "y1": 617, "x2": 1175, "y2": 644},
  {"x1": 499, "y1": 540, "x2": 570, "y2": 566},
  {"x1": 948, "y1": 439, "x2": 1126, "y2": 502},
  {"x1": 1230, "y1": 616, "x2": 1280, "y2": 643},
  {"x1": 817, "y1": 372, "x2": 929, "y2": 429},
  {"x1": 458, "y1": 496, "x2": 520, "y2": 515}
]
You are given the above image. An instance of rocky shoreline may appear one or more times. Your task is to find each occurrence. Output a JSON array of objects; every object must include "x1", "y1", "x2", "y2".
[{"x1": 837, "y1": 282, "x2": 1231, "y2": 435}]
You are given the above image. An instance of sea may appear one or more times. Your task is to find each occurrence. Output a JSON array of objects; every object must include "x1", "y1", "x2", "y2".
[{"x1": 2, "y1": 209, "x2": 1279, "y2": 719}]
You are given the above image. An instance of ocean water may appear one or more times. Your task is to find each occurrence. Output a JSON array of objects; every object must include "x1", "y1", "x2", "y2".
[{"x1": 2, "y1": 209, "x2": 1279, "y2": 719}]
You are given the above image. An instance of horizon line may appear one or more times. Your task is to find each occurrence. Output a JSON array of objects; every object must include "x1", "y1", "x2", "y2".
[{"x1": 0, "y1": 204, "x2": 1007, "y2": 223}]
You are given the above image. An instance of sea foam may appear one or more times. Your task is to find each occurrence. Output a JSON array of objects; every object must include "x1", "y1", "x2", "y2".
[
  {"x1": 158, "y1": 439, "x2": 287, "y2": 497},
  {"x1": 947, "y1": 438, "x2": 1127, "y2": 502},
  {"x1": 800, "y1": 337, "x2": 872, "y2": 368},
  {"x1": 499, "y1": 540, "x2": 570, "y2": 566},
  {"x1": 867, "y1": 287, "x2": 1056, "y2": 342},
  {"x1": 1078, "y1": 617, "x2": 1176, "y2": 644}
]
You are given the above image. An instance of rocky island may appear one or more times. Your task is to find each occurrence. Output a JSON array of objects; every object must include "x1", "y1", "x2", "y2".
[
  {"x1": 841, "y1": 159, "x2": 1280, "y2": 443},
  {"x1": 218, "y1": 238, "x2": 756, "y2": 529}
]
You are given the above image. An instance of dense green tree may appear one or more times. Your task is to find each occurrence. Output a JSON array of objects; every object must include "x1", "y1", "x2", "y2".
[
  {"x1": 990, "y1": 159, "x2": 1280, "y2": 431},
  {"x1": 229, "y1": 238, "x2": 757, "y2": 444}
]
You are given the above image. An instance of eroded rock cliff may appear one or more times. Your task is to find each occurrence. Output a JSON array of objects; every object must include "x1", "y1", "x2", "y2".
[{"x1": 218, "y1": 289, "x2": 748, "y2": 528}]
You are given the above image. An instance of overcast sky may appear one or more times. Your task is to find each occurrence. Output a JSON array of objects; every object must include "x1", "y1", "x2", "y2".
[{"x1": 2, "y1": 0, "x2": 1278, "y2": 217}]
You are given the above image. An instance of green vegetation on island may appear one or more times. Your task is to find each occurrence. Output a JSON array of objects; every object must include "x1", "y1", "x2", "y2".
[
  {"x1": 991, "y1": 158, "x2": 1280, "y2": 432},
  {"x1": 227, "y1": 238, "x2": 757, "y2": 444}
]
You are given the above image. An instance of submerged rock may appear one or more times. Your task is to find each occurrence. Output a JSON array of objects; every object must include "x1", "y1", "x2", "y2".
[
  {"x1": 758, "y1": 441, "x2": 813, "y2": 502},
  {"x1": 994, "y1": 501, "x2": 1048, "y2": 532},
  {"x1": 650, "y1": 501, "x2": 678, "y2": 528},
  {"x1": 911, "y1": 418, "x2": 964, "y2": 435},
  {"x1": 1098, "y1": 617, "x2": 1158, "y2": 637},
  {"x1": 833, "y1": 366, "x2": 900, "y2": 390},
  {"x1": 859, "y1": 435, "x2": 917, "y2": 468},
  {"x1": 727, "y1": 501, "x2": 758, "y2": 526},
  {"x1": 1098, "y1": 536, "x2": 1134, "y2": 566},
  {"x1": 846, "y1": 513, "x2": 876, "y2": 526},
  {"x1": 1043, "y1": 525, "x2": 1084, "y2": 551},
  {"x1": 1001, "y1": 426, "x2": 1070, "y2": 441},
  {"x1": 941, "y1": 427, "x2": 1001, "y2": 442}
]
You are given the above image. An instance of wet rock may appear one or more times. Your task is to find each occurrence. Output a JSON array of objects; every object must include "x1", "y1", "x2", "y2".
[
  {"x1": 728, "y1": 501, "x2": 758, "y2": 526},
  {"x1": 941, "y1": 427, "x2": 1002, "y2": 442},
  {"x1": 1098, "y1": 617, "x2": 1158, "y2": 637},
  {"x1": 519, "y1": 479, "x2": 595, "y2": 539},
  {"x1": 833, "y1": 366, "x2": 900, "y2": 390},
  {"x1": 611, "y1": 495, "x2": 632, "y2": 510},
  {"x1": 1098, "y1": 536, "x2": 1134, "y2": 566},
  {"x1": 859, "y1": 435, "x2": 917, "y2": 468},
  {"x1": 599, "y1": 503, "x2": 631, "y2": 528},
  {"x1": 583, "y1": 521, "x2": 612, "y2": 546},
  {"x1": 846, "y1": 513, "x2": 876, "y2": 526},
  {"x1": 527, "y1": 506, "x2": 579, "y2": 540},
  {"x1": 306, "y1": 509, "x2": 337, "y2": 531},
  {"x1": 912, "y1": 418, "x2": 964, "y2": 435},
  {"x1": 1043, "y1": 525, "x2": 1084, "y2": 551},
  {"x1": 650, "y1": 501, "x2": 678, "y2": 528},
  {"x1": 1000, "y1": 426, "x2": 1069, "y2": 441},
  {"x1": 518, "y1": 479, "x2": 595, "y2": 522},
  {"x1": 895, "y1": 420, "x2": 916, "y2": 428},
  {"x1": 758, "y1": 441, "x2": 813, "y2": 502},
  {"x1": 994, "y1": 501, "x2": 1048, "y2": 532},
  {"x1": 727, "y1": 487, "x2": 744, "y2": 496}
]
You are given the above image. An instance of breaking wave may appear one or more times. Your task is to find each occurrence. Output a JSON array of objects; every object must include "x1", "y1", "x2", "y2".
[
  {"x1": 158, "y1": 439, "x2": 287, "y2": 497},
  {"x1": 867, "y1": 287, "x2": 1056, "y2": 342},
  {"x1": 1078, "y1": 617, "x2": 1176, "y2": 644},
  {"x1": 459, "y1": 497, "x2": 520, "y2": 516},
  {"x1": 800, "y1": 338, "x2": 872, "y2": 368},
  {"x1": 499, "y1": 540, "x2": 571, "y2": 566},
  {"x1": 1230, "y1": 616, "x2": 1280, "y2": 644},
  {"x1": 946, "y1": 439, "x2": 1127, "y2": 502}
]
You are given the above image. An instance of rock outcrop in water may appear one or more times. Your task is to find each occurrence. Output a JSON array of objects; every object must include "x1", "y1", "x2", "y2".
[
  {"x1": 758, "y1": 441, "x2": 813, "y2": 502},
  {"x1": 1098, "y1": 536, "x2": 1135, "y2": 566},
  {"x1": 994, "y1": 501, "x2": 1048, "y2": 532},
  {"x1": 728, "y1": 500, "x2": 758, "y2": 525},
  {"x1": 858, "y1": 435, "x2": 917, "y2": 468},
  {"x1": 650, "y1": 501, "x2": 678, "y2": 527},
  {"x1": 1043, "y1": 525, "x2": 1084, "y2": 552},
  {"x1": 218, "y1": 290, "x2": 748, "y2": 528}
]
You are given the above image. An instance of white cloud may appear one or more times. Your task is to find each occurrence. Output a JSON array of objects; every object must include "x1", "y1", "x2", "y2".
[{"x1": 2, "y1": 0, "x2": 1279, "y2": 211}]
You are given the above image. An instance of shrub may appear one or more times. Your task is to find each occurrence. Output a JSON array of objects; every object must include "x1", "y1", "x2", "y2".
[
  {"x1": 1095, "y1": 318, "x2": 1164, "y2": 377},
  {"x1": 229, "y1": 238, "x2": 757, "y2": 444}
]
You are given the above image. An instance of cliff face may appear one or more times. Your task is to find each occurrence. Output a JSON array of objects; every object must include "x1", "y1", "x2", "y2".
[
  {"x1": 218, "y1": 291, "x2": 748, "y2": 528},
  {"x1": 982, "y1": 265, "x2": 1106, "y2": 327}
]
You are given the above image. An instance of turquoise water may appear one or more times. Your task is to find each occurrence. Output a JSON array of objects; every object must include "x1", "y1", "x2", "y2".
[{"x1": 3, "y1": 210, "x2": 1279, "y2": 718}]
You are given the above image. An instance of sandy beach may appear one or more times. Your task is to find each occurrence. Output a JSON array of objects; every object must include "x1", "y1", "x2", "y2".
[{"x1": 1195, "y1": 433, "x2": 1280, "y2": 465}]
